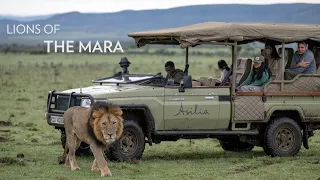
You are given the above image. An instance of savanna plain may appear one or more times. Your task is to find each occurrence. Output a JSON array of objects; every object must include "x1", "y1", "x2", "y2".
[{"x1": 0, "y1": 51, "x2": 319, "y2": 180}]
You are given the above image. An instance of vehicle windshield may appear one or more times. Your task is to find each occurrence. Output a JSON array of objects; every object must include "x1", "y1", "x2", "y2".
[
  {"x1": 92, "y1": 74, "x2": 153, "y2": 83},
  {"x1": 92, "y1": 73, "x2": 165, "y2": 86}
]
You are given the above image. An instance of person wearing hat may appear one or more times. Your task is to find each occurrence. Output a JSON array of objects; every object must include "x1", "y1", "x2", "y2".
[{"x1": 237, "y1": 55, "x2": 272, "y2": 92}]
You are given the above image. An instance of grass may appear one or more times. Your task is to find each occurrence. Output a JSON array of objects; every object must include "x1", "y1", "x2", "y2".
[{"x1": 0, "y1": 53, "x2": 319, "y2": 180}]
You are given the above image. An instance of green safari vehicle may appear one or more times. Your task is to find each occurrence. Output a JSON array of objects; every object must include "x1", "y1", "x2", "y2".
[{"x1": 45, "y1": 22, "x2": 320, "y2": 160}]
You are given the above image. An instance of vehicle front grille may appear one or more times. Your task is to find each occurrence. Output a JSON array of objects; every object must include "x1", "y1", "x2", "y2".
[{"x1": 56, "y1": 95, "x2": 81, "y2": 111}]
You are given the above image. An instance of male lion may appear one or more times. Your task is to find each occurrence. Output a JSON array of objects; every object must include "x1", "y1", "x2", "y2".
[{"x1": 59, "y1": 101, "x2": 123, "y2": 177}]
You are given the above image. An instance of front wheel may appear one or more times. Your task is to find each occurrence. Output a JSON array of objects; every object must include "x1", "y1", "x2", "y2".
[
  {"x1": 107, "y1": 120, "x2": 145, "y2": 161},
  {"x1": 264, "y1": 117, "x2": 302, "y2": 157}
]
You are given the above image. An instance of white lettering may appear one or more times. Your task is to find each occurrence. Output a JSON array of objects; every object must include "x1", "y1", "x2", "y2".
[
  {"x1": 104, "y1": 41, "x2": 112, "y2": 52},
  {"x1": 16, "y1": 24, "x2": 25, "y2": 34},
  {"x1": 43, "y1": 40, "x2": 124, "y2": 54},
  {"x1": 26, "y1": 25, "x2": 34, "y2": 34},
  {"x1": 54, "y1": 24, "x2": 60, "y2": 34},
  {"x1": 114, "y1": 41, "x2": 124, "y2": 53},
  {"x1": 44, "y1": 40, "x2": 53, "y2": 53},
  {"x1": 79, "y1": 41, "x2": 91, "y2": 53},
  {"x1": 6, "y1": 24, "x2": 13, "y2": 34},
  {"x1": 34, "y1": 24, "x2": 41, "y2": 34},
  {"x1": 66, "y1": 41, "x2": 74, "y2": 53},
  {"x1": 44, "y1": 24, "x2": 54, "y2": 34},
  {"x1": 6, "y1": 24, "x2": 43, "y2": 35},
  {"x1": 92, "y1": 42, "x2": 103, "y2": 53},
  {"x1": 55, "y1": 40, "x2": 65, "y2": 53}
]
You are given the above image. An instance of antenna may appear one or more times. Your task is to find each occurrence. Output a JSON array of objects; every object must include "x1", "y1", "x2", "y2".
[{"x1": 80, "y1": 86, "x2": 82, "y2": 93}]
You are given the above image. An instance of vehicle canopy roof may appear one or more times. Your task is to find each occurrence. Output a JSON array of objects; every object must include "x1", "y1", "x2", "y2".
[{"x1": 128, "y1": 22, "x2": 320, "y2": 48}]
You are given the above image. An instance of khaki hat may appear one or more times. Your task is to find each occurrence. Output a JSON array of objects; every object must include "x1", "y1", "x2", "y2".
[{"x1": 253, "y1": 56, "x2": 265, "y2": 63}]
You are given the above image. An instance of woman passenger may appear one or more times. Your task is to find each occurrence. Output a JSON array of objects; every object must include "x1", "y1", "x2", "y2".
[
  {"x1": 237, "y1": 56, "x2": 272, "y2": 92},
  {"x1": 218, "y1": 60, "x2": 231, "y2": 83}
]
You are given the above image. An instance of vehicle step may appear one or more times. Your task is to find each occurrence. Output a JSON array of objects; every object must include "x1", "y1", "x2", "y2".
[{"x1": 155, "y1": 130, "x2": 259, "y2": 136}]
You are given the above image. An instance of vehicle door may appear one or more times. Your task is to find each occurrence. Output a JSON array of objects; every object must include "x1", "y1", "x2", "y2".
[{"x1": 163, "y1": 86, "x2": 230, "y2": 130}]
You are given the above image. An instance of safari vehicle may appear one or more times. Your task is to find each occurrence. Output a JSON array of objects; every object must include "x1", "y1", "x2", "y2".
[{"x1": 46, "y1": 22, "x2": 320, "y2": 160}]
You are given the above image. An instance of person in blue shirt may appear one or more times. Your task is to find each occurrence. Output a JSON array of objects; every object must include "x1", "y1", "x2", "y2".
[{"x1": 285, "y1": 41, "x2": 316, "y2": 80}]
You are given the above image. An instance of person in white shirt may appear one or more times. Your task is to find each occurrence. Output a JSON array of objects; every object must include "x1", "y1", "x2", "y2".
[{"x1": 218, "y1": 59, "x2": 231, "y2": 83}]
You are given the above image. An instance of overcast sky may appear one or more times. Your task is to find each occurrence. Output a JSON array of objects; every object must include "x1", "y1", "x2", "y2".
[{"x1": 1, "y1": 0, "x2": 319, "y2": 16}]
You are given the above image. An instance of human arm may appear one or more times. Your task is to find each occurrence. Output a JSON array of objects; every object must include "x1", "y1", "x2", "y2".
[
  {"x1": 252, "y1": 71, "x2": 270, "y2": 86},
  {"x1": 290, "y1": 53, "x2": 314, "y2": 73},
  {"x1": 173, "y1": 71, "x2": 184, "y2": 84},
  {"x1": 219, "y1": 69, "x2": 228, "y2": 82}
]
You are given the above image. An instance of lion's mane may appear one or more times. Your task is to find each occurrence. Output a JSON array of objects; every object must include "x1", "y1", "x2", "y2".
[{"x1": 88, "y1": 101, "x2": 123, "y2": 145}]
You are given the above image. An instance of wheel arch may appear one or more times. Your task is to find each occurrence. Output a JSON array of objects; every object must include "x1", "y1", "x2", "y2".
[
  {"x1": 266, "y1": 106, "x2": 305, "y2": 125},
  {"x1": 120, "y1": 104, "x2": 155, "y2": 145}
]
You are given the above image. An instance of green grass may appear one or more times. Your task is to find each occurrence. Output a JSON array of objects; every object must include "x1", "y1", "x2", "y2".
[
  {"x1": 0, "y1": 53, "x2": 319, "y2": 180},
  {"x1": 0, "y1": 52, "x2": 230, "y2": 79}
]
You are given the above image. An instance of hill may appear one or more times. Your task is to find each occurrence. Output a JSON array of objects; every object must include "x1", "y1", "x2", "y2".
[
  {"x1": 0, "y1": 14, "x2": 53, "y2": 21},
  {"x1": 0, "y1": 3, "x2": 320, "y2": 44}
]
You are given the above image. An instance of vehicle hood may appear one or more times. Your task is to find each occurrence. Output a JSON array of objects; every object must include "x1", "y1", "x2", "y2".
[{"x1": 61, "y1": 84, "x2": 163, "y2": 98}]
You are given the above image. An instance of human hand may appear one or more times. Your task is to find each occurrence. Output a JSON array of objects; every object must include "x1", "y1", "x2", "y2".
[{"x1": 298, "y1": 59, "x2": 310, "y2": 68}]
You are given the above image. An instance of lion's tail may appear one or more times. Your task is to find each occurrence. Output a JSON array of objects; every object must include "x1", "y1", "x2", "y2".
[{"x1": 58, "y1": 143, "x2": 68, "y2": 164}]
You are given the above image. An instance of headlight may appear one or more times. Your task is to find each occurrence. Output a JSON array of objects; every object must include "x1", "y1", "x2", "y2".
[{"x1": 81, "y1": 98, "x2": 91, "y2": 107}]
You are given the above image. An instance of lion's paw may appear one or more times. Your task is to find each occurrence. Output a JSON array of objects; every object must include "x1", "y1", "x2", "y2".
[
  {"x1": 71, "y1": 166, "x2": 80, "y2": 170},
  {"x1": 101, "y1": 169, "x2": 112, "y2": 177},
  {"x1": 131, "y1": 158, "x2": 141, "y2": 164},
  {"x1": 91, "y1": 167, "x2": 100, "y2": 172}
]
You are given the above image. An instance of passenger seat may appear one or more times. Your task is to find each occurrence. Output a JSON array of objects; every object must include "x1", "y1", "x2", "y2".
[
  {"x1": 219, "y1": 58, "x2": 252, "y2": 86},
  {"x1": 278, "y1": 48, "x2": 294, "y2": 69},
  {"x1": 266, "y1": 58, "x2": 281, "y2": 80},
  {"x1": 236, "y1": 58, "x2": 253, "y2": 85},
  {"x1": 312, "y1": 47, "x2": 320, "y2": 73}
]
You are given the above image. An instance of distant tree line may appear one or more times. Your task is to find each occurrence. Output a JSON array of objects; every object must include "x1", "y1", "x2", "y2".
[{"x1": 0, "y1": 42, "x2": 260, "y2": 57}]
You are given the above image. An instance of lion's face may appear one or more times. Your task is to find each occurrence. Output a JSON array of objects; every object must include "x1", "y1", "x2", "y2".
[
  {"x1": 92, "y1": 105, "x2": 123, "y2": 145},
  {"x1": 99, "y1": 113, "x2": 122, "y2": 144}
]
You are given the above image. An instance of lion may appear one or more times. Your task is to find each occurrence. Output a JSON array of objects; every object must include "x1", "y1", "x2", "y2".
[{"x1": 59, "y1": 101, "x2": 123, "y2": 177}]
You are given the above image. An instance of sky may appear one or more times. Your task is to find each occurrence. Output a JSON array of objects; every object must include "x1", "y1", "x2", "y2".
[{"x1": 1, "y1": 0, "x2": 320, "y2": 16}]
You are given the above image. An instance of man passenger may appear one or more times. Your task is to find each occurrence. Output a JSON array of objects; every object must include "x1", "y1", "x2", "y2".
[
  {"x1": 164, "y1": 61, "x2": 184, "y2": 85},
  {"x1": 285, "y1": 41, "x2": 316, "y2": 80}
]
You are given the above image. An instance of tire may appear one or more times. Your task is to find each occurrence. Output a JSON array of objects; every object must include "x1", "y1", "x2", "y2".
[
  {"x1": 60, "y1": 129, "x2": 91, "y2": 156},
  {"x1": 219, "y1": 138, "x2": 254, "y2": 152},
  {"x1": 107, "y1": 120, "x2": 145, "y2": 161},
  {"x1": 76, "y1": 142, "x2": 92, "y2": 156},
  {"x1": 262, "y1": 128, "x2": 272, "y2": 156},
  {"x1": 264, "y1": 117, "x2": 302, "y2": 157}
]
